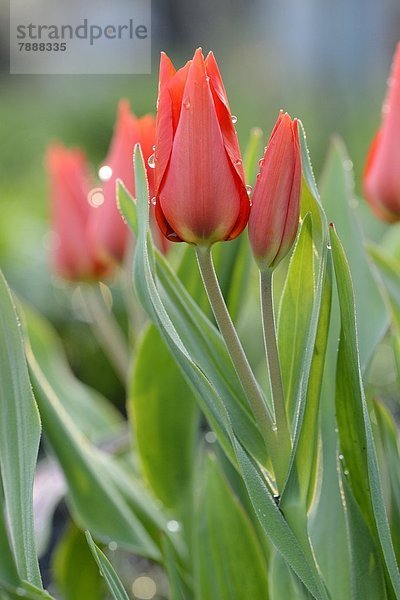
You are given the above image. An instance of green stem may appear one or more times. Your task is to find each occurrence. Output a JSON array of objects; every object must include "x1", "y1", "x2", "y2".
[
  {"x1": 196, "y1": 246, "x2": 278, "y2": 470},
  {"x1": 80, "y1": 283, "x2": 130, "y2": 383},
  {"x1": 260, "y1": 270, "x2": 292, "y2": 479}
]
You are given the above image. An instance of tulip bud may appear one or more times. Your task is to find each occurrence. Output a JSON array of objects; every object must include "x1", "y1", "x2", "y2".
[
  {"x1": 45, "y1": 143, "x2": 111, "y2": 281},
  {"x1": 363, "y1": 43, "x2": 400, "y2": 222},
  {"x1": 89, "y1": 100, "x2": 158, "y2": 261},
  {"x1": 248, "y1": 112, "x2": 301, "y2": 271},
  {"x1": 154, "y1": 48, "x2": 250, "y2": 246}
]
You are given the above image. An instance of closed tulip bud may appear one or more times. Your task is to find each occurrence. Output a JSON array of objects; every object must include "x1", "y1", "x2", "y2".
[
  {"x1": 154, "y1": 48, "x2": 250, "y2": 246},
  {"x1": 363, "y1": 43, "x2": 400, "y2": 222},
  {"x1": 248, "y1": 112, "x2": 302, "y2": 271},
  {"x1": 89, "y1": 100, "x2": 159, "y2": 261},
  {"x1": 46, "y1": 143, "x2": 111, "y2": 281}
]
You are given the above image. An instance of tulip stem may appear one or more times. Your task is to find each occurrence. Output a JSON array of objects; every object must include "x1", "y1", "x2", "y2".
[
  {"x1": 196, "y1": 246, "x2": 283, "y2": 479},
  {"x1": 80, "y1": 283, "x2": 130, "y2": 384},
  {"x1": 260, "y1": 270, "x2": 292, "y2": 473}
]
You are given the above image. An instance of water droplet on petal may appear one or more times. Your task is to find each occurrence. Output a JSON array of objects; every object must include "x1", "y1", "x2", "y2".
[
  {"x1": 327, "y1": 242, "x2": 332, "y2": 250},
  {"x1": 148, "y1": 154, "x2": 155, "y2": 169},
  {"x1": 108, "y1": 541, "x2": 118, "y2": 551},
  {"x1": 339, "y1": 453, "x2": 344, "y2": 460},
  {"x1": 258, "y1": 158, "x2": 264, "y2": 167},
  {"x1": 246, "y1": 184, "x2": 252, "y2": 195},
  {"x1": 152, "y1": 145, "x2": 156, "y2": 151},
  {"x1": 272, "y1": 424, "x2": 278, "y2": 432},
  {"x1": 231, "y1": 115, "x2": 238, "y2": 124},
  {"x1": 235, "y1": 159, "x2": 242, "y2": 166},
  {"x1": 183, "y1": 98, "x2": 191, "y2": 109},
  {"x1": 151, "y1": 196, "x2": 156, "y2": 206},
  {"x1": 344, "y1": 469, "x2": 349, "y2": 476}
]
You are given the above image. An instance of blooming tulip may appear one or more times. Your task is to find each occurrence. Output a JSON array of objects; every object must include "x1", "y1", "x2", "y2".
[
  {"x1": 248, "y1": 112, "x2": 301, "y2": 271},
  {"x1": 46, "y1": 143, "x2": 111, "y2": 281},
  {"x1": 89, "y1": 100, "x2": 158, "y2": 261},
  {"x1": 153, "y1": 48, "x2": 250, "y2": 246},
  {"x1": 363, "y1": 43, "x2": 400, "y2": 222}
]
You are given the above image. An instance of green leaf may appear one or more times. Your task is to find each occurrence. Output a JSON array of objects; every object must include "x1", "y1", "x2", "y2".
[
  {"x1": 330, "y1": 225, "x2": 400, "y2": 597},
  {"x1": 129, "y1": 323, "x2": 198, "y2": 509},
  {"x1": 341, "y1": 469, "x2": 387, "y2": 599},
  {"x1": 85, "y1": 532, "x2": 130, "y2": 600},
  {"x1": 162, "y1": 535, "x2": 193, "y2": 600},
  {"x1": 375, "y1": 401, "x2": 400, "y2": 566},
  {"x1": 243, "y1": 126, "x2": 264, "y2": 184},
  {"x1": 0, "y1": 482, "x2": 19, "y2": 587},
  {"x1": 367, "y1": 244, "x2": 400, "y2": 334},
  {"x1": 234, "y1": 440, "x2": 329, "y2": 600},
  {"x1": 278, "y1": 212, "x2": 315, "y2": 427},
  {"x1": 53, "y1": 525, "x2": 104, "y2": 600},
  {"x1": 320, "y1": 137, "x2": 386, "y2": 371},
  {"x1": 117, "y1": 180, "x2": 137, "y2": 235},
  {"x1": 26, "y1": 346, "x2": 161, "y2": 561},
  {"x1": 194, "y1": 454, "x2": 269, "y2": 599},
  {"x1": 22, "y1": 302, "x2": 122, "y2": 442},
  {"x1": 0, "y1": 270, "x2": 42, "y2": 587}
]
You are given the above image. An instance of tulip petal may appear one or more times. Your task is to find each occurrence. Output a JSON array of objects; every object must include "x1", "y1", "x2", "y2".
[
  {"x1": 154, "y1": 53, "x2": 177, "y2": 193},
  {"x1": 205, "y1": 51, "x2": 246, "y2": 185},
  {"x1": 363, "y1": 43, "x2": 400, "y2": 222}
]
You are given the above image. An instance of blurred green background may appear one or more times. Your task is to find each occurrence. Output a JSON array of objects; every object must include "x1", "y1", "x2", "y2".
[{"x1": 0, "y1": 0, "x2": 399, "y2": 395}]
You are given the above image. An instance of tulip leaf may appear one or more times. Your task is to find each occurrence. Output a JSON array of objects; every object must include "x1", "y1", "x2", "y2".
[
  {"x1": 234, "y1": 439, "x2": 329, "y2": 600},
  {"x1": 194, "y1": 454, "x2": 269, "y2": 599},
  {"x1": 53, "y1": 525, "x2": 104, "y2": 600},
  {"x1": 0, "y1": 270, "x2": 42, "y2": 587},
  {"x1": 22, "y1": 301, "x2": 122, "y2": 442},
  {"x1": 375, "y1": 401, "x2": 400, "y2": 566},
  {"x1": 367, "y1": 243, "x2": 400, "y2": 334},
  {"x1": 320, "y1": 137, "x2": 386, "y2": 371},
  {"x1": 85, "y1": 532, "x2": 130, "y2": 600},
  {"x1": 330, "y1": 225, "x2": 400, "y2": 597},
  {"x1": 129, "y1": 323, "x2": 198, "y2": 509},
  {"x1": 243, "y1": 126, "x2": 264, "y2": 185},
  {"x1": 340, "y1": 467, "x2": 387, "y2": 599},
  {"x1": 26, "y1": 345, "x2": 162, "y2": 561},
  {"x1": 162, "y1": 535, "x2": 193, "y2": 600},
  {"x1": 278, "y1": 212, "x2": 315, "y2": 428}
]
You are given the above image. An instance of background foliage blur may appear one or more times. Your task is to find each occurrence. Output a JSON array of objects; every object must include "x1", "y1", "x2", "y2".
[{"x1": 0, "y1": 0, "x2": 399, "y2": 397}]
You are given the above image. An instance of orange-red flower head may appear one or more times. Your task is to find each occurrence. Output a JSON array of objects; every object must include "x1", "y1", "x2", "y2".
[
  {"x1": 45, "y1": 143, "x2": 112, "y2": 281},
  {"x1": 89, "y1": 100, "x2": 157, "y2": 261},
  {"x1": 363, "y1": 43, "x2": 400, "y2": 222},
  {"x1": 248, "y1": 112, "x2": 302, "y2": 271},
  {"x1": 154, "y1": 48, "x2": 250, "y2": 246}
]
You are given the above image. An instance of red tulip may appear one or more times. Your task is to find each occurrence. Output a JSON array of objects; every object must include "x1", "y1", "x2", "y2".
[
  {"x1": 248, "y1": 112, "x2": 301, "y2": 271},
  {"x1": 363, "y1": 43, "x2": 400, "y2": 222},
  {"x1": 89, "y1": 100, "x2": 158, "y2": 261},
  {"x1": 154, "y1": 48, "x2": 250, "y2": 246},
  {"x1": 46, "y1": 143, "x2": 111, "y2": 281}
]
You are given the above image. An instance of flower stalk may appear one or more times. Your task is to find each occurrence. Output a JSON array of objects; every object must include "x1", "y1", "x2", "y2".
[{"x1": 196, "y1": 246, "x2": 289, "y2": 489}]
